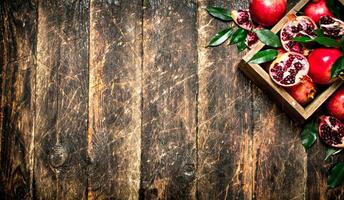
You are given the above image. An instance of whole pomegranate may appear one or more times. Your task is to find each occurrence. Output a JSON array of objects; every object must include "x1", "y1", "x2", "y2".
[
  {"x1": 287, "y1": 76, "x2": 316, "y2": 106},
  {"x1": 318, "y1": 116, "x2": 344, "y2": 148},
  {"x1": 249, "y1": 0, "x2": 287, "y2": 27},
  {"x1": 308, "y1": 48, "x2": 342, "y2": 85},
  {"x1": 304, "y1": 0, "x2": 333, "y2": 24},
  {"x1": 327, "y1": 88, "x2": 344, "y2": 120}
]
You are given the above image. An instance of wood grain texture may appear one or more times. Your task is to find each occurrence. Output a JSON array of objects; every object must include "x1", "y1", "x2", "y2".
[
  {"x1": 197, "y1": 0, "x2": 254, "y2": 199},
  {"x1": 251, "y1": 98, "x2": 307, "y2": 199},
  {"x1": 306, "y1": 138, "x2": 344, "y2": 200},
  {"x1": 250, "y1": 1, "x2": 309, "y2": 199},
  {"x1": 88, "y1": 0, "x2": 142, "y2": 199},
  {"x1": 0, "y1": 0, "x2": 344, "y2": 199},
  {"x1": 140, "y1": 0, "x2": 198, "y2": 199},
  {"x1": 34, "y1": 0, "x2": 89, "y2": 199},
  {"x1": 0, "y1": 0, "x2": 37, "y2": 199}
]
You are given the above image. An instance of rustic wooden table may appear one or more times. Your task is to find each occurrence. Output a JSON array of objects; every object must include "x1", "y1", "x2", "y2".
[{"x1": 1, "y1": 0, "x2": 344, "y2": 199}]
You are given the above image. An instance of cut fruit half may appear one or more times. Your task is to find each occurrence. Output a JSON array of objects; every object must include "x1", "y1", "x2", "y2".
[
  {"x1": 269, "y1": 52, "x2": 309, "y2": 87},
  {"x1": 280, "y1": 15, "x2": 317, "y2": 55}
]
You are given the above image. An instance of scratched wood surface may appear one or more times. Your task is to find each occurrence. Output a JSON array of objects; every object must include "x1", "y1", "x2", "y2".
[{"x1": 1, "y1": 0, "x2": 344, "y2": 199}]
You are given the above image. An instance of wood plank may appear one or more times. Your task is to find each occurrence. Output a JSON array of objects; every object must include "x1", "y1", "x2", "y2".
[
  {"x1": 0, "y1": 0, "x2": 37, "y2": 199},
  {"x1": 140, "y1": 0, "x2": 198, "y2": 199},
  {"x1": 196, "y1": 0, "x2": 254, "y2": 199},
  {"x1": 305, "y1": 138, "x2": 344, "y2": 200},
  {"x1": 88, "y1": 0, "x2": 142, "y2": 199},
  {"x1": 251, "y1": 0, "x2": 308, "y2": 198},
  {"x1": 251, "y1": 101, "x2": 307, "y2": 199},
  {"x1": 34, "y1": 0, "x2": 89, "y2": 199}
]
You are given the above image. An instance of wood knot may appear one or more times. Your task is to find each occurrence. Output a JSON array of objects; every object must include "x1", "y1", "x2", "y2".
[
  {"x1": 183, "y1": 163, "x2": 195, "y2": 177},
  {"x1": 49, "y1": 144, "x2": 68, "y2": 168}
]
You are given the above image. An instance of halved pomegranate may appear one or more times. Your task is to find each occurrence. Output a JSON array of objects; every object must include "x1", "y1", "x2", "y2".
[
  {"x1": 231, "y1": 10, "x2": 253, "y2": 30},
  {"x1": 269, "y1": 52, "x2": 309, "y2": 87},
  {"x1": 280, "y1": 16, "x2": 317, "y2": 54},
  {"x1": 319, "y1": 16, "x2": 344, "y2": 37},
  {"x1": 318, "y1": 116, "x2": 344, "y2": 148}
]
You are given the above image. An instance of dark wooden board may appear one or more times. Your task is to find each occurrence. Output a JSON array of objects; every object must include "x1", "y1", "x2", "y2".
[
  {"x1": 251, "y1": 94, "x2": 307, "y2": 199},
  {"x1": 34, "y1": 0, "x2": 89, "y2": 199},
  {"x1": 0, "y1": 0, "x2": 344, "y2": 199},
  {"x1": 247, "y1": 0, "x2": 308, "y2": 199},
  {"x1": 88, "y1": 0, "x2": 142, "y2": 199},
  {"x1": 140, "y1": 0, "x2": 198, "y2": 199},
  {"x1": 0, "y1": 0, "x2": 37, "y2": 199},
  {"x1": 197, "y1": 0, "x2": 254, "y2": 199}
]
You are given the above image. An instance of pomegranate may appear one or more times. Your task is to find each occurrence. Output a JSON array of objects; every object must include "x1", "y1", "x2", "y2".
[
  {"x1": 231, "y1": 10, "x2": 254, "y2": 30},
  {"x1": 245, "y1": 31, "x2": 259, "y2": 48},
  {"x1": 249, "y1": 0, "x2": 287, "y2": 27},
  {"x1": 327, "y1": 88, "x2": 344, "y2": 120},
  {"x1": 304, "y1": 0, "x2": 333, "y2": 24},
  {"x1": 280, "y1": 16, "x2": 317, "y2": 54},
  {"x1": 318, "y1": 116, "x2": 344, "y2": 148},
  {"x1": 319, "y1": 16, "x2": 344, "y2": 37},
  {"x1": 287, "y1": 75, "x2": 317, "y2": 106},
  {"x1": 269, "y1": 52, "x2": 309, "y2": 87},
  {"x1": 308, "y1": 48, "x2": 342, "y2": 85}
]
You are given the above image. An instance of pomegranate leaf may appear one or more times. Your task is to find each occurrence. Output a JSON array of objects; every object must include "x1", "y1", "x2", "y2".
[
  {"x1": 293, "y1": 35, "x2": 341, "y2": 48},
  {"x1": 331, "y1": 56, "x2": 344, "y2": 78},
  {"x1": 315, "y1": 28, "x2": 325, "y2": 37},
  {"x1": 328, "y1": 163, "x2": 344, "y2": 188},
  {"x1": 325, "y1": 147, "x2": 342, "y2": 161},
  {"x1": 248, "y1": 49, "x2": 278, "y2": 64},
  {"x1": 237, "y1": 41, "x2": 247, "y2": 52},
  {"x1": 293, "y1": 36, "x2": 313, "y2": 43},
  {"x1": 206, "y1": 7, "x2": 232, "y2": 21},
  {"x1": 300, "y1": 119, "x2": 317, "y2": 150},
  {"x1": 230, "y1": 28, "x2": 248, "y2": 45},
  {"x1": 207, "y1": 27, "x2": 233, "y2": 47},
  {"x1": 314, "y1": 36, "x2": 341, "y2": 48},
  {"x1": 255, "y1": 29, "x2": 281, "y2": 48}
]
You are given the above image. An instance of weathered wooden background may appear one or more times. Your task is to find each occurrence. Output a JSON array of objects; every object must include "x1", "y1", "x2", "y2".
[{"x1": 1, "y1": 0, "x2": 344, "y2": 199}]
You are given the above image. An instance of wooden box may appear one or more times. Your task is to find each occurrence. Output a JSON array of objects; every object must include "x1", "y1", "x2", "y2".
[{"x1": 239, "y1": 0, "x2": 344, "y2": 122}]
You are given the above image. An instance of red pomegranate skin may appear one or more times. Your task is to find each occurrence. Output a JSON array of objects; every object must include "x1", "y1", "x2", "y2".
[
  {"x1": 327, "y1": 88, "x2": 344, "y2": 120},
  {"x1": 308, "y1": 48, "x2": 342, "y2": 85},
  {"x1": 304, "y1": 0, "x2": 333, "y2": 24},
  {"x1": 288, "y1": 76, "x2": 316, "y2": 106},
  {"x1": 249, "y1": 0, "x2": 287, "y2": 27}
]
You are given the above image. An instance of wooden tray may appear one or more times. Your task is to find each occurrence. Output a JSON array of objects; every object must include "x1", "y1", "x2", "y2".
[{"x1": 239, "y1": 0, "x2": 344, "y2": 122}]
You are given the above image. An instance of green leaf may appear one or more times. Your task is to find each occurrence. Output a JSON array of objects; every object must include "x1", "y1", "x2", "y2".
[
  {"x1": 315, "y1": 28, "x2": 325, "y2": 37},
  {"x1": 300, "y1": 119, "x2": 317, "y2": 150},
  {"x1": 314, "y1": 36, "x2": 341, "y2": 48},
  {"x1": 255, "y1": 29, "x2": 281, "y2": 48},
  {"x1": 331, "y1": 56, "x2": 344, "y2": 78},
  {"x1": 237, "y1": 41, "x2": 247, "y2": 52},
  {"x1": 230, "y1": 28, "x2": 248, "y2": 44},
  {"x1": 328, "y1": 163, "x2": 344, "y2": 188},
  {"x1": 206, "y1": 7, "x2": 232, "y2": 21},
  {"x1": 207, "y1": 27, "x2": 233, "y2": 47},
  {"x1": 325, "y1": 147, "x2": 342, "y2": 161},
  {"x1": 326, "y1": 0, "x2": 344, "y2": 21},
  {"x1": 293, "y1": 36, "x2": 313, "y2": 43},
  {"x1": 248, "y1": 49, "x2": 278, "y2": 64}
]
